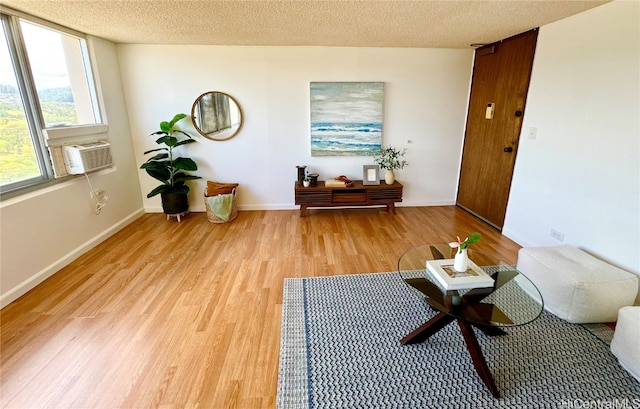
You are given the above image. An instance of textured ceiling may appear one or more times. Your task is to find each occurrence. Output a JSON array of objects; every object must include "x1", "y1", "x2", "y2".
[{"x1": 1, "y1": 0, "x2": 610, "y2": 48}]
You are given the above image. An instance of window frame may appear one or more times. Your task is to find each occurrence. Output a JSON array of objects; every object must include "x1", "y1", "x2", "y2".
[{"x1": 0, "y1": 7, "x2": 106, "y2": 198}]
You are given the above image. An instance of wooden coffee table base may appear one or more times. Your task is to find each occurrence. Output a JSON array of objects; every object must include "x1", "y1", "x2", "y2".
[{"x1": 401, "y1": 311, "x2": 505, "y2": 398}]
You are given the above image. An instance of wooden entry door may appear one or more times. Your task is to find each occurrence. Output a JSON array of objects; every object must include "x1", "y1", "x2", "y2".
[{"x1": 457, "y1": 30, "x2": 538, "y2": 229}]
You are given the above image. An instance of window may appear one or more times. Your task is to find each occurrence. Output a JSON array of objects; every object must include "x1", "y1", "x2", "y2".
[{"x1": 0, "y1": 10, "x2": 103, "y2": 195}]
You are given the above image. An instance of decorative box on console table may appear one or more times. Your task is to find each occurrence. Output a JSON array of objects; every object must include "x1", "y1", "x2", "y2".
[{"x1": 294, "y1": 180, "x2": 403, "y2": 217}]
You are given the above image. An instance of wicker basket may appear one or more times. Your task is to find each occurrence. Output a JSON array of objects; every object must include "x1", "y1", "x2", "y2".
[{"x1": 204, "y1": 188, "x2": 238, "y2": 223}]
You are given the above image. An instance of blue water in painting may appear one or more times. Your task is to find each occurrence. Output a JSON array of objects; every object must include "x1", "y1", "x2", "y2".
[{"x1": 311, "y1": 122, "x2": 382, "y2": 156}]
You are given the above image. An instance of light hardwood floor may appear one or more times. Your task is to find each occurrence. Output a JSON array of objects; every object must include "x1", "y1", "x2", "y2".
[{"x1": 0, "y1": 206, "x2": 521, "y2": 408}]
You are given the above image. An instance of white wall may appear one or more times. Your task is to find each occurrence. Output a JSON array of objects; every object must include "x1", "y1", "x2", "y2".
[
  {"x1": 6, "y1": 2, "x2": 635, "y2": 310},
  {"x1": 117, "y1": 46, "x2": 474, "y2": 212},
  {"x1": 0, "y1": 37, "x2": 144, "y2": 307},
  {"x1": 504, "y1": 1, "x2": 640, "y2": 296}
]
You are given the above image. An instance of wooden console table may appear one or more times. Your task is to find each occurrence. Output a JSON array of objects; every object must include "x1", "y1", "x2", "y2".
[{"x1": 294, "y1": 180, "x2": 403, "y2": 216}]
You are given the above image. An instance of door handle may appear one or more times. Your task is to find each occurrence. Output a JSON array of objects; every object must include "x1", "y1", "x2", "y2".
[{"x1": 503, "y1": 147, "x2": 513, "y2": 153}]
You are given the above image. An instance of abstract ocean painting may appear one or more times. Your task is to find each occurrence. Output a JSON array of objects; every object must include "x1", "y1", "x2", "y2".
[{"x1": 310, "y1": 82, "x2": 384, "y2": 156}]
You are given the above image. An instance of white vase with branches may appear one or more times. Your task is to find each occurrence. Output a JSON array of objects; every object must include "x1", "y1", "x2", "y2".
[{"x1": 372, "y1": 145, "x2": 408, "y2": 184}]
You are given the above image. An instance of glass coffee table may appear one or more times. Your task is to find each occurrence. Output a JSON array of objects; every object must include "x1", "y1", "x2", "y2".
[{"x1": 398, "y1": 244, "x2": 544, "y2": 398}]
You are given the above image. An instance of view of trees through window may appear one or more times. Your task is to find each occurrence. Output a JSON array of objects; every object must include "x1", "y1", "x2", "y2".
[
  {"x1": 1, "y1": 17, "x2": 97, "y2": 188},
  {"x1": 0, "y1": 84, "x2": 79, "y2": 185},
  {"x1": 0, "y1": 22, "x2": 39, "y2": 185}
]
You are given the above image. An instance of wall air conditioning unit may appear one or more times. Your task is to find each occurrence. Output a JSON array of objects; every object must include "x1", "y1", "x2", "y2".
[{"x1": 62, "y1": 141, "x2": 113, "y2": 174}]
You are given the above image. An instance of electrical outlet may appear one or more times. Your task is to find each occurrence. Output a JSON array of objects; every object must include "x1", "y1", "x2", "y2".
[
  {"x1": 550, "y1": 228, "x2": 565, "y2": 242},
  {"x1": 528, "y1": 127, "x2": 537, "y2": 140}
]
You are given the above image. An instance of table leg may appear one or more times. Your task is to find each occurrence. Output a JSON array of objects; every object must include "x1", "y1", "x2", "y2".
[
  {"x1": 400, "y1": 311, "x2": 454, "y2": 345},
  {"x1": 299, "y1": 205, "x2": 308, "y2": 217},
  {"x1": 457, "y1": 319, "x2": 500, "y2": 398},
  {"x1": 388, "y1": 202, "x2": 396, "y2": 214}
]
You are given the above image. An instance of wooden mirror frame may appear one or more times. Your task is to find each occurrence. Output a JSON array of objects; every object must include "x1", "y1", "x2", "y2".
[{"x1": 191, "y1": 91, "x2": 243, "y2": 141}]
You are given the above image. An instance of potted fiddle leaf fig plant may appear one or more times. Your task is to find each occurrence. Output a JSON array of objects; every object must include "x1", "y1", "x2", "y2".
[{"x1": 140, "y1": 113, "x2": 201, "y2": 215}]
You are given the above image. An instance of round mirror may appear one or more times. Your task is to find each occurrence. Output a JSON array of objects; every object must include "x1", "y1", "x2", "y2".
[{"x1": 191, "y1": 91, "x2": 243, "y2": 141}]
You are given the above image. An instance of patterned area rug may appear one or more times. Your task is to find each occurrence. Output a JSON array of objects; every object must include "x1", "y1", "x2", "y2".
[{"x1": 277, "y1": 272, "x2": 640, "y2": 409}]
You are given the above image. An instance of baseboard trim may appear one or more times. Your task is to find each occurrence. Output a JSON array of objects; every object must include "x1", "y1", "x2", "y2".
[
  {"x1": 0, "y1": 208, "x2": 145, "y2": 309},
  {"x1": 500, "y1": 227, "x2": 534, "y2": 248},
  {"x1": 145, "y1": 201, "x2": 457, "y2": 213}
]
